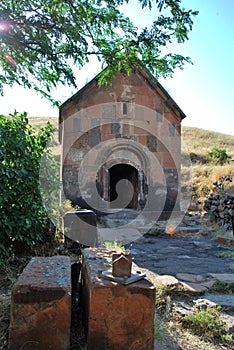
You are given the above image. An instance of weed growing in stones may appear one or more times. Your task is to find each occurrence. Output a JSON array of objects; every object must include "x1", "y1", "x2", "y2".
[
  {"x1": 208, "y1": 280, "x2": 231, "y2": 294},
  {"x1": 183, "y1": 307, "x2": 234, "y2": 346},
  {"x1": 215, "y1": 250, "x2": 234, "y2": 258}
]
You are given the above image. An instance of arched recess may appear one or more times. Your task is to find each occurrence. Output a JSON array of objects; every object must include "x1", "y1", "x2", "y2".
[
  {"x1": 95, "y1": 141, "x2": 150, "y2": 210},
  {"x1": 109, "y1": 164, "x2": 138, "y2": 209}
]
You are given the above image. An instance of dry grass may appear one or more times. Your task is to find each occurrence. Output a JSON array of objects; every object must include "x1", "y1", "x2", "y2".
[
  {"x1": 182, "y1": 126, "x2": 234, "y2": 159},
  {"x1": 182, "y1": 126, "x2": 234, "y2": 199},
  {"x1": 28, "y1": 116, "x2": 61, "y2": 156}
]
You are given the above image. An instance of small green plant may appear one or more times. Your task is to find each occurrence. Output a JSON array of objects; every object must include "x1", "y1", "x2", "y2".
[
  {"x1": 215, "y1": 250, "x2": 234, "y2": 258},
  {"x1": 221, "y1": 333, "x2": 234, "y2": 345},
  {"x1": 183, "y1": 307, "x2": 234, "y2": 345},
  {"x1": 183, "y1": 307, "x2": 224, "y2": 338},
  {"x1": 208, "y1": 280, "x2": 230, "y2": 293},
  {"x1": 207, "y1": 147, "x2": 231, "y2": 163},
  {"x1": 103, "y1": 240, "x2": 126, "y2": 252}
]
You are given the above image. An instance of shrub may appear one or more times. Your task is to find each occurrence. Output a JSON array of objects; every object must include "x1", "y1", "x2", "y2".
[
  {"x1": 183, "y1": 307, "x2": 234, "y2": 345},
  {"x1": 207, "y1": 147, "x2": 230, "y2": 163},
  {"x1": 183, "y1": 307, "x2": 224, "y2": 338},
  {"x1": 0, "y1": 112, "x2": 56, "y2": 262}
]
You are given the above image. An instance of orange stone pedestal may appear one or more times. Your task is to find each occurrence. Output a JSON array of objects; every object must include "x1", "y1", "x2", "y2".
[
  {"x1": 9, "y1": 256, "x2": 71, "y2": 350},
  {"x1": 82, "y1": 248, "x2": 155, "y2": 350}
]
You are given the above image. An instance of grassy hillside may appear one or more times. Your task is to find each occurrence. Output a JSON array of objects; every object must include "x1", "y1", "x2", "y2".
[
  {"x1": 182, "y1": 126, "x2": 234, "y2": 199},
  {"x1": 28, "y1": 116, "x2": 60, "y2": 156},
  {"x1": 182, "y1": 126, "x2": 234, "y2": 161},
  {"x1": 28, "y1": 117, "x2": 234, "y2": 200}
]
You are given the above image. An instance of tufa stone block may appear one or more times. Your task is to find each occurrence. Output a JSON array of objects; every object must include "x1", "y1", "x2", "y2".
[
  {"x1": 9, "y1": 256, "x2": 71, "y2": 350},
  {"x1": 82, "y1": 248, "x2": 155, "y2": 350}
]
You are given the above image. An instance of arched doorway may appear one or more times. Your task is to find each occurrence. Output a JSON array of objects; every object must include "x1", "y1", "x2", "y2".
[{"x1": 109, "y1": 164, "x2": 138, "y2": 209}]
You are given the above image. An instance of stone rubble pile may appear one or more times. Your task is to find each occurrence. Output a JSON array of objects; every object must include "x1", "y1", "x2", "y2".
[{"x1": 204, "y1": 173, "x2": 234, "y2": 231}]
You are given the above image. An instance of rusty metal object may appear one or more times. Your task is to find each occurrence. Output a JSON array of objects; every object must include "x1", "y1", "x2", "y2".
[{"x1": 112, "y1": 253, "x2": 132, "y2": 277}]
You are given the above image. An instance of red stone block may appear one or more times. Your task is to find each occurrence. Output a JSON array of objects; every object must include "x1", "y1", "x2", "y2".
[
  {"x1": 102, "y1": 133, "x2": 116, "y2": 141},
  {"x1": 9, "y1": 256, "x2": 71, "y2": 350},
  {"x1": 162, "y1": 151, "x2": 172, "y2": 168},
  {"x1": 134, "y1": 126, "x2": 146, "y2": 135},
  {"x1": 164, "y1": 112, "x2": 177, "y2": 123},
  {"x1": 82, "y1": 248, "x2": 155, "y2": 350},
  {"x1": 101, "y1": 123, "x2": 112, "y2": 134},
  {"x1": 138, "y1": 135, "x2": 147, "y2": 145}
]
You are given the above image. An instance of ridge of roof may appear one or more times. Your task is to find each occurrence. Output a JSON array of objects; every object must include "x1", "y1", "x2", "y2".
[{"x1": 59, "y1": 63, "x2": 186, "y2": 121}]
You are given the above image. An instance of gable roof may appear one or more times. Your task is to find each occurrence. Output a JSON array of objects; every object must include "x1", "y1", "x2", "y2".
[{"x1": 59, "y1": 64, "x2": 186, "y2": 124}]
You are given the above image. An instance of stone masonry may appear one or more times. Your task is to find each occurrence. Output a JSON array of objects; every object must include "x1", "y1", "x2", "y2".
[
  {"x1": 59, "y1": 65, "x2": 186, "y2": 219},
  {"x1": 9, "y1": 256, "x2": 71, "y2": 350},
  {"x1": 82, "y1": 247, "x2": 156, "y2": 350}
]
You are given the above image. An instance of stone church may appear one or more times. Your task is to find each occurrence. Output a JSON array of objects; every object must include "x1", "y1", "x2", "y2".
[{"x1": 59, "y1": 65, "x2": 186, "y2": 222}]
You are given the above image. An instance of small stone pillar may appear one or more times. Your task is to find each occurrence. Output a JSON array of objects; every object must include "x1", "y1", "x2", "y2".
[
  {"x1": 9, "y1": 256, "x2": 71, "y2": 350},
  {"x1": 82, "y1": 248, "x2": 155, "y2": 350}
]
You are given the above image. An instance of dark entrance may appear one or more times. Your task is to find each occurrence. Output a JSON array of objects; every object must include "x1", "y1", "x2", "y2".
[{"x1": 109, "y1": 164, "x2": 138, "y2": 209}]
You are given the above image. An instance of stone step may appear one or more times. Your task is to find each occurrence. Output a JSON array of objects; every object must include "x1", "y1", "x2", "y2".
[
  {"x1": 100, "y1": 209, "x2": 139, "y2": 219},
  {"x1": 98, "y1": 227, "x2": 142, "y2": 245},
  {"x1": 99, "y1": 209, "x2": 147, "y2": 228},
  {"x1": 104, "y1": 217, "x2": 146, "y2": 228},
  {"x1": 176, "y1": 225, "x2": 205, "y2": 234}
]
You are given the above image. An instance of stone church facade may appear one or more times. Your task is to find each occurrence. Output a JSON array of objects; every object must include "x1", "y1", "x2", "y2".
[{"x1": 59, "y1": 65, "x2": 186, "y2": 220}]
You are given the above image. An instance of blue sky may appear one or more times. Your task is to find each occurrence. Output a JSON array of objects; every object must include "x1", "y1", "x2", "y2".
[{"x1": 0, "y1": 0, "x2": 234, "y2": 135}]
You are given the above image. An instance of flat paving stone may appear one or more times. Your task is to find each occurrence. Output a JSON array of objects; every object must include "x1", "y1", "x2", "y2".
[
  {"x1": 132, "y1": 235, "x2": 234, "y2": 276},
  {"x1": 201, "y1": 280, "x2": 216, "y2": 289},
  {"x1": 98, "y1": 227, "x2": 142, "y2": 244},
  {"x1": 176, "y1": 273, "x2": 205, "y2": 283},
  {"x1": 154, "y1": 275, "x2": 179, "y2": 286},
  {"x1": 200, "y1": 294, "x2": 234, "y2": 309},
  {"x1": 180, "y1": 281, "x2": 208, "y2": 294},
  {"x1": 208, "y1": 274, "x2": 234, "y2": 288}
]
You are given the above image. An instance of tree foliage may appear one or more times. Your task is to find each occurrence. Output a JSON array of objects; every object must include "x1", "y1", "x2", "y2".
[
  {"x1": 0, "y1": 112, "x2": 56, "y2": 262},
  {"x1": 0, "y1": 0, "x2": 198, "y2": 104}
]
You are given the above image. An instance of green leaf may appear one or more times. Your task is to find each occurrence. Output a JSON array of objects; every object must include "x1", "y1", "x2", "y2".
[{"x1": 0, "y1": 0, "x2": 198, "y2": 103}]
